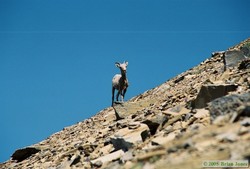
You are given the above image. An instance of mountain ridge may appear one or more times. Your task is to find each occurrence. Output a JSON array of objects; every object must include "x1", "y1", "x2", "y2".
[{"x1": 1, "y1": 38, "x2": 250, "y2": 169}]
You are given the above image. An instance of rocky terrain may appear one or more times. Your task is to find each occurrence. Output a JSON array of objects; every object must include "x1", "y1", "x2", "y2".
[{"x1": 1, "y1": 38, "x2": 250, "y2": 169}]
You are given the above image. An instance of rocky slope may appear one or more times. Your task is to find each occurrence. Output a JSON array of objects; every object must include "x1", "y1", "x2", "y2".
[{"x1": 1, "y1": 38, "x2": 250, "y2": 169}]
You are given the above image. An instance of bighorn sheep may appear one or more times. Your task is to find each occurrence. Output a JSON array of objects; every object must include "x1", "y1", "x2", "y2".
[{"x1": 112, "y1": 61, "x2": 129, "y2": 106}]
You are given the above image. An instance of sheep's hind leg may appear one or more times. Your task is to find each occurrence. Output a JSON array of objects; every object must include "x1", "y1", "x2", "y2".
[
  {"x1": 121, "y1": 88, "x2": 127, "y2": 102},
  {"x1": 116, "y1": 91, "x2": 120, "y2": 101},
  {"x1": 115, "y1": 91, "x2": 123, "y2": 104}
]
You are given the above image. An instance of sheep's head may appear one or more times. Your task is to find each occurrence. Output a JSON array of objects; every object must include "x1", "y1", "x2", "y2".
[{"x1": 115, "y1": 61, "x2": 128, "y2": 74}]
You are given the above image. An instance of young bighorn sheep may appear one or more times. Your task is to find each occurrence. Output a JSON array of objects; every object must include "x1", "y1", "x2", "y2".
[{"x1": 112, "y1": 61, "x2": 129, "y2": 106}]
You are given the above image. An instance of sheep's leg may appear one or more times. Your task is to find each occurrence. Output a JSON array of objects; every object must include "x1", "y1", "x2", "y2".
[
  {"x1": 116, "y1": 90, "x2": 120, "y2": 102},
  {"x1": 121, "y1": 88, "x2": 127, "y2": 102},
  {"x1": 112, "y1": 87, "x2": 115, "y2": 106}
]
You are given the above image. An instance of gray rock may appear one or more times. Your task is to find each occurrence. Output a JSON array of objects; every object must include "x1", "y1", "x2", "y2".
[
  {"x1": 193, "y1": 84, "x2": 238, "y2": 109},
  {"x1": 208, "y1": 93, "x2": 250, "y2": 121},
  {"x1": 224, "y1": 50, "x2": 246, "y2": 69},
  {"x1": 241, "y1": 46, "x2": 250, "y2": 57}
]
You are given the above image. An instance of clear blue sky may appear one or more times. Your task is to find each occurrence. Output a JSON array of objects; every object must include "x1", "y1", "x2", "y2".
[{"x1": 0, "y1": 0, "x2": 249, "y2": 162}]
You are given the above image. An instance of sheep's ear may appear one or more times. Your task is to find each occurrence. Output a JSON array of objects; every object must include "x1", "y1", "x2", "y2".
[
  {"x1": 115, "y1": 62, "x2": 120, "y2": 67},
  {"x1": 125, "y1": 61, "x2": 128, "y2": 66}
]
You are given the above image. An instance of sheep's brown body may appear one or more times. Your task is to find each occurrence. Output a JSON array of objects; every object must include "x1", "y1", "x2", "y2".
[{"x1": 112, "y1": 61, "x2": 129, "y2": 106}]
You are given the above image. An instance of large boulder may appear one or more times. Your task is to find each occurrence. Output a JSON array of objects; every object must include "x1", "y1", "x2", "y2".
[
  {"x1": 224, "y1": 50, "x2": 246, "y2": 69},
  {"x1": 193, "y1": 84, "x2": 238, "y2": 109},
  {"x1": 208, "y1": 92, "x2": 250, "y2": 121}
]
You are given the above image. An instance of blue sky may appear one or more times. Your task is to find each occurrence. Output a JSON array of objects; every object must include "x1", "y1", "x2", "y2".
[{"x1": 0, "y1": 0, "x2": 249, "y2": 162}]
